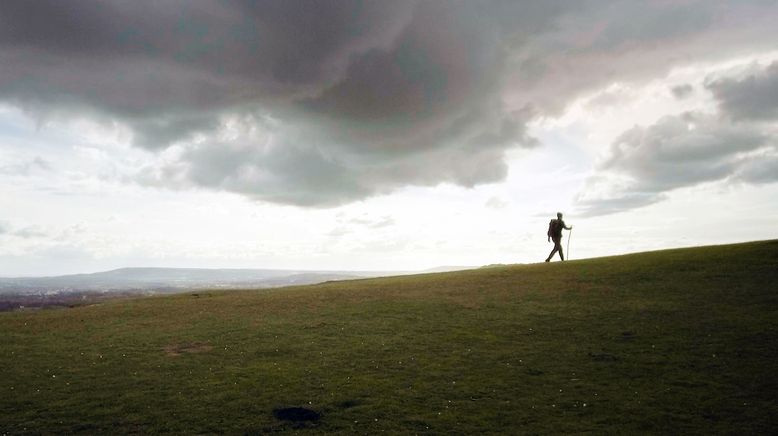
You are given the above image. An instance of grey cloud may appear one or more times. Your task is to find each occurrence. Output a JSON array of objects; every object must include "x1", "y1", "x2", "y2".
[
  {"x1": 369, "y1": 217, "x2": 394, "y2": 229},
  {"x1": 586, "y1": 2, "x2": 714, "y2": 51},
  {"x1": 131, "y1": 1, "x2": 547, "y2": 206},
  {"x1": 576, "y1": 192, "x2": 666, "y2": 218},
  {"x1": 14, "y1": 226, "x2": 48, "y2": 239},
  {"x1": 0, "y1": 1, "x2": 417, "y2": 143},
  {"x1": 734, "y1": 152, "x2": 778, "y2": 184},
  {"x1": 139, "y1": 115, "x2": 514, "y2": 207},
  {"x1": 1, "y1": 0, "x2": 545, "y2": 205},
  {"x1": 141, "y1": 134, "x2": 371, "y2": 207},
  {"x1": 0, "y1": 0, "x2": 415, "y2": 89},
  {"x1": 2, "y1": 1, "x2": 778, "y2": 206},
  {"x1": 600, "y1": 114, "x2": 767, "y2": 191},
  {"x1": 577, "y1": 58, "x2": 778, "y2": 215},
  {"x1": 326, "y1": 214, "x2": 394, "y2": 237},
  {"x1": 671, "y1": 84, "x2": 694, "y2": 99},
  {"x1": 0, "y1": 221, "x2": 48, "y2": 238},
  {"x1": 347, "y1": 215, "x2": 395, "y2": 229},
  {"x1": 505, "y1": 1, "x2": 778, "y2": 114},
  {"x1": 707, "y1": 61, "x2": 778, "y2": 121},
  {"x1": 129, "y1": 113, "x2": 222, "y2": 150},
  {"x1": 577, "y1": 112, "x2": 776, "y2": 216},
  {"x1": 0, "y1": 156, "x2": 50, "y2": 176},
  {"x1": 485, "y1": 197, "x2": 508, "y2": 209}
]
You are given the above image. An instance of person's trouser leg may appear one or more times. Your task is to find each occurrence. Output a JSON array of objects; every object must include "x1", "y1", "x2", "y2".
[
  {"x1": 547, "y1": 237, "x2": 562, "y2": 261},
  {"x1": 554, "y1": 237, "x2": 564, "y2": 261}
]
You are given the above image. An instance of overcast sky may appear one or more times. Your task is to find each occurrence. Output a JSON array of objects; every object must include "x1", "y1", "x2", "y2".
[{"x1": 1, "y1": 0, "x2": 777, "y2": 276}]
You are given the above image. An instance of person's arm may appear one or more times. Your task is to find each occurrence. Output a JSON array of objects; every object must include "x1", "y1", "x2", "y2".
[{"x1": 563, "y1": 220, "x2": 572, "y2": 230}]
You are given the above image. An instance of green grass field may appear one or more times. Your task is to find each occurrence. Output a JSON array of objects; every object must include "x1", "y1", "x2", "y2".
[{"x1": 1, "y1": 241, "x2": 776, "y2": 434}]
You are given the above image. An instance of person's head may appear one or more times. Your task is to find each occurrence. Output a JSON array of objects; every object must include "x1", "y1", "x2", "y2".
[{"x1": 557, "y1": 212, "x2": 563, "y2": 219}]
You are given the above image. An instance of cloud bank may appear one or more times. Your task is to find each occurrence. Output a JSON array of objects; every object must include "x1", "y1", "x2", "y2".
[
  {"x1": 1, "y1": 0, "x2": 777, "y2": 207},
  {"x1": 707, "y1": 61, "x2": 778, "y2": 121},
  {"x1": 578, "y1": 61, "x2": 778, "y2": 216}
]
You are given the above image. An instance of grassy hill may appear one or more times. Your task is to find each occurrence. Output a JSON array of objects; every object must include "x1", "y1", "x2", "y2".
[{"x1": 1, "y1": 241, "x2": 776, "y2": 434}]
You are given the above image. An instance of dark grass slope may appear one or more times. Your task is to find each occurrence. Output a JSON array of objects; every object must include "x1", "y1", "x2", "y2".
[{"x1": 1, "y1": 240, "x2": 776, "y2": 434}]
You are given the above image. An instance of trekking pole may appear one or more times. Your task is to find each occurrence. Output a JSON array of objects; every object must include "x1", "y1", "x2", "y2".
[{"x1": 567, "y1": 228, "x2": 572, "y2": 260}]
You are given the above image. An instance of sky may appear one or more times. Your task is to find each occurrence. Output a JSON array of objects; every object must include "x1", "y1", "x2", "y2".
[{"x1": 1, "y1": 0, "x2": 777, "y2": 276}]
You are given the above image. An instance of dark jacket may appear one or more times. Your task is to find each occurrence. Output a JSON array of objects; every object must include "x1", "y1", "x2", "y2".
[{"x1": 548, "y1": 219, "x2": 566, "y2": 238}]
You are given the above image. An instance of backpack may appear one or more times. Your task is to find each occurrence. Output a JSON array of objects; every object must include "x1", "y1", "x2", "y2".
[{"x1": 548, "y1": 219, "x2": 562, "y2": 237}]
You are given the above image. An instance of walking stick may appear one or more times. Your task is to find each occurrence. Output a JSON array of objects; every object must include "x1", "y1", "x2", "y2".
[{"x1": 567, "y1": 228, "x2": 572, "y2": 260}]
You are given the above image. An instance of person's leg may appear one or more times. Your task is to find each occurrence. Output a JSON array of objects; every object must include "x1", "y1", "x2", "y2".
[
  {"x1": 555, "y1": 237, "x2": 564, "y2": 260},
  {"x1": 546, "y1": 242, "x2": 559, "y2": 262}
]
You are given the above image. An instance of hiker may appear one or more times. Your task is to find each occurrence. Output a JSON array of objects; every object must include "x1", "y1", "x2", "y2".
[{"x1": 546, "y1": 212, "x2": 572, "y2": 262}]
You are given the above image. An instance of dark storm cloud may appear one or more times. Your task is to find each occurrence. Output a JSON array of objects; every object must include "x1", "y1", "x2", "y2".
[
  {"x1": 502, "y1": 1, "x2": 778, "y2": 115},
  {"x1": 1, "y1": 1, "x2": 778, "y2": 206},
  {"x1": 707, "y1": 61, "x2": 778, "y2": 121},
  {"x1": 576, "y1": 112, "x2": 777, "y2": 216},
  {"x1": 0, "y1": 0, "x2": 417, "y2": 148}
]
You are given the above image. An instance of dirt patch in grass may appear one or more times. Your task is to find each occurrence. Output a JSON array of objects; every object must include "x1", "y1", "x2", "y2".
[
  {"x1": 163, "y1": 342, "x2": 212, "y2": 357},
  {"x1": 337, "y1": 399, "x2": 361, "y2": 409},
  {"x1": 273, "y1": 407, "x2": 321, "y2": 422},
  {"x1": 588, "y1": 351, "x2": 619, "y2": 362}
]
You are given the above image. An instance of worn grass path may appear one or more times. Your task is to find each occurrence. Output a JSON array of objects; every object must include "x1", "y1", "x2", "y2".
[{"x1": 1, "y1": 240, "x2": 777, "y2": 434}]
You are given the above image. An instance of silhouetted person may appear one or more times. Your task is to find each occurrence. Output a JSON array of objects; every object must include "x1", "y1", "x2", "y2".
[{"x1": 546, "y1": 212, "x2": 572, "y2": 262}]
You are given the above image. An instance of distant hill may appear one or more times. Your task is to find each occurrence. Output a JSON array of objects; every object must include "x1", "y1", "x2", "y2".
[
  {"x1": 0, "y1": 266, "x2": 481, "y2": 311},
  {"x1": 0, "y1": 267, "x2": 403, "y2": 295},
  {"x1": 1, "y1": 240, "x2": 775, "y2": 434},
  {"x1": 0, "y1": 267, "x2": 412, "y2": 311},
  {"x1": 420, "y1": 265, "x2": 475, "y2": 273}
]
